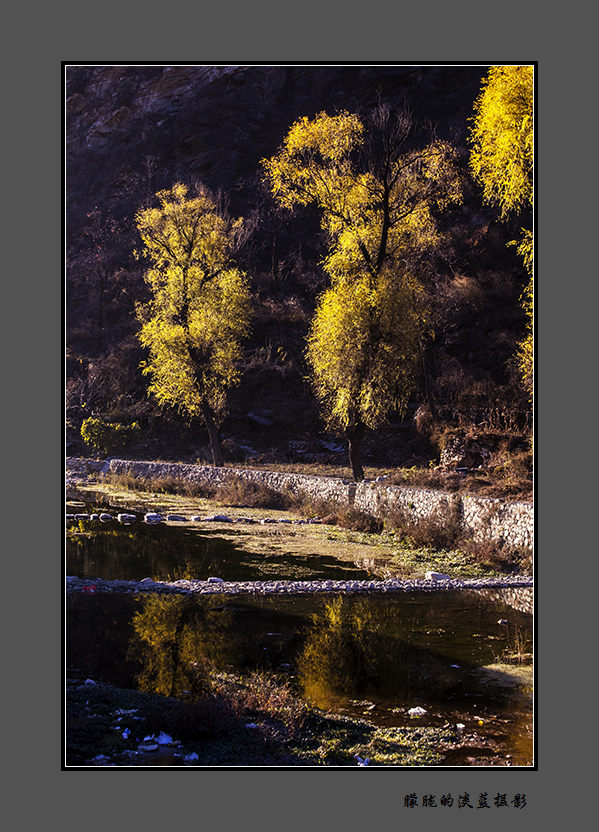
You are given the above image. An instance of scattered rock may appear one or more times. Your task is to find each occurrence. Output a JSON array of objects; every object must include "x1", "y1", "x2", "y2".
[
  {"x1": 439, "y1": 433, "x2": 487, "y2": 469},
  {"x1": 117, "y1": 513, "x2": 137, "y2": 524},
  {"x1": 319, "y1": 440, "x2": 345, "y2": 453},
  {"x1": 144, "y1": 513, "x2": 162, "y2": 524},
  {"x1": 91, "y1": 754, "x2": 111, "y2": 763},
  {"x1": 408, "y1": 706, "x2": 427, "y2": 716}
]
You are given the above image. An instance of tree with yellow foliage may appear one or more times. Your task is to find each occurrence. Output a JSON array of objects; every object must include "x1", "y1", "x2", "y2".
[
  {"x1": 306, "y1": 271, "x2": 424, "y2": 480},
  {"x1": 263, "y1": 107, "x2": 462, "y2": 479},
  {"x1": 469, "y1": 65, "x2": 534, "y2": 400},
  {"x1": 135, "y1": 183, "x2": 251, "y2": 465}
]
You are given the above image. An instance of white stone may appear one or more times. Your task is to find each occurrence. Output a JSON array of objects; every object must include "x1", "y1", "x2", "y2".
[
  {"x1": 117, "y1": 513, "x2": 137, "y2": 523},
  {"x1": 425, "y1": 571, "x2": 451, "y2": 581}
]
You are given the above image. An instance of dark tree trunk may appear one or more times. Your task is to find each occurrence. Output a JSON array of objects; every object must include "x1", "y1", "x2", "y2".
[
  {"x1": 346, "y1": 422, "x2": 366, "y2": 482},
  {"x1": 201, "y1": 403, "x2": 223, "y2": 467}
]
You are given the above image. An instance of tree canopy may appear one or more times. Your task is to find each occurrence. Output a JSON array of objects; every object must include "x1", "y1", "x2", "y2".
[
  {"x1": 469, "y1": 65, "x2": 533, "y2": 220},
  {"x1": 263, "y1": 108, "x2": 462, "y2": 283},
  {"x1": 135, "y1": 183, "x2": 251, "y2": 464},
  {"x1": 469, "y1": 65, "x2": 533, "y2": 400},
  {"x1": 263, "y1": 107, "x2": 462, "y2": 479},
  {"x1": 306, "y1": 270, "x2": 424, "y2": 457}
]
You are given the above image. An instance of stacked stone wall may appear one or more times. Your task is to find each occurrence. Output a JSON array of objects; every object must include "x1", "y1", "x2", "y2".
[{"x1": 66, "y1": 458, "x2": 533, "y2": 553}]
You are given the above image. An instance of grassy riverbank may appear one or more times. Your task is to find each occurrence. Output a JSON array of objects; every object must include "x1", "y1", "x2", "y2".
[
  {"x1": 67, "y1": 665, "x2": 530, "y2": 767},
  {"x1": 66, "y1": 474, "x2": 530, "y2": 580}
]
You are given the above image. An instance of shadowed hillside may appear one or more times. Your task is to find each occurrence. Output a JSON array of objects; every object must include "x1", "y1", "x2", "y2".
[{"x1": 66, "y1": 64, "x2": 531, "y2": 491}]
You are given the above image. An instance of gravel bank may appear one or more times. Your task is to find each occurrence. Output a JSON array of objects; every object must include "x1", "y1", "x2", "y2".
[{"x1": 66, "y1": 575, "x2": 533, "y2": 596}]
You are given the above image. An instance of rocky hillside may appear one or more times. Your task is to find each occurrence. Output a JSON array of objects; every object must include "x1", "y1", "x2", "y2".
[{"x1": 65, "y1": 64, "x2": 531, "y2": 471}]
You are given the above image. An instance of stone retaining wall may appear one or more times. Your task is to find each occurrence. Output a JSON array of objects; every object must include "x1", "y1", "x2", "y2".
[
  {"x1": 67, "y1": 457, "x2": 533, "y2": 553},
  {"x1": 478, "y1": 587, "x2": 534, "y2": 615}
]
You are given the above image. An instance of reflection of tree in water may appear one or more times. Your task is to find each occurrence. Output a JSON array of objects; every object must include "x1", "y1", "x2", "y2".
[
  {"x1": 129, "y1": 596, "x2": 235, "y2": 699},
  {"x1": 298, "y1": 597, "x2": 460, "y2": 708}
]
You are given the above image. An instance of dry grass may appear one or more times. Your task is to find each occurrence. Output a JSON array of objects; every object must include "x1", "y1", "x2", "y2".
[
  {"x1": 384, "y1": 498, "x2": 531, "y2": 574},
  {"x1": 101, "y1": 471, "x2": 213, "y2": 499},
  {"x1": 213, "y1": 672, "x2": 312, "y2": 742},
  {"x1": 385, "y1": 498, "x2": 463, "y2": 551},
  {"x1": 388, "y1": 460, "x2": 532, "y2": 503},
  {"x1": 212, "y1": 476, "x2": 287, "y2": 509}
]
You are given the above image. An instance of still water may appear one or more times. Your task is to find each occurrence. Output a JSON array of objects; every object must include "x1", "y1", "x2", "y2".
[
  {"x1": 66, "y1": 520, "x2": 533, "y2": 766},
  {"x1": 66, "y1": 521, "x2": 375, "y2": 582}
]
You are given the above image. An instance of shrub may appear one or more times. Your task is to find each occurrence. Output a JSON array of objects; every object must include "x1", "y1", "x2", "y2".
[
  {"x1": 81, "y1": 417, "x2": 140, "y2": 457},
  {"x1": 386, "y1": 497, "x2": 462, "y2": 550},
  {"x1": 214, "y1": 475, "x2": 285, "y2": 509}
]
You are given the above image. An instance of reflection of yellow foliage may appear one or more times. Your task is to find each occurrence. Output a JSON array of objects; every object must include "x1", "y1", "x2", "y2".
[
  {"x1": 298, "y1": 597, "x2": 459, "y2": 708},
  {"x1": 299, "y1": 598, "x2": 406, "y2": 707},
  {"x1": 130, "y1": 595, "x2": 233, "y2": 698}
]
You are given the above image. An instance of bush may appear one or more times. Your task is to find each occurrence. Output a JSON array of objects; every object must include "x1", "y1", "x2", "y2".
[
  {"x1": 214, "y1": 475, "x2": 285, "y2": 509},
  {"x1": 386, "y1": 497, "x2": 462, "y2": 550},
  {"x1": 81, "y1": 417, "x2": 140, "y2": 457}
]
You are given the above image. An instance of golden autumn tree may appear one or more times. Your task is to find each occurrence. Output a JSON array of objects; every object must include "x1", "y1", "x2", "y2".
[
  {"x1": 469, "y1": 65, "x2": 534, "y2": 399},
  {"x1": 135, "y1": 183, "x2": 252, "y2": 465},
  {"x1": 263, "y1": 107, "x2": 462, "y2": 479}
]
